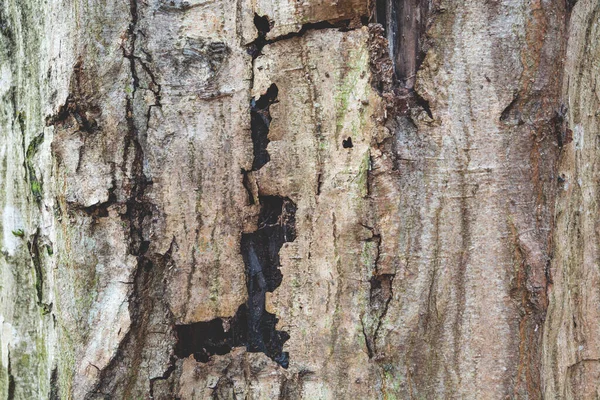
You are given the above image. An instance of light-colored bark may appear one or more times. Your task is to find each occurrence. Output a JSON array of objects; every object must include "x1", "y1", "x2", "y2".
[{"x1": 0, "y1": 0, "x2": 597, "y2": 399}]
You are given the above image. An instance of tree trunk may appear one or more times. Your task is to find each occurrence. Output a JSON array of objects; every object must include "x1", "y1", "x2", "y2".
[{"x1": 0, "y1": 0, "x2": 597, "y2": 398}]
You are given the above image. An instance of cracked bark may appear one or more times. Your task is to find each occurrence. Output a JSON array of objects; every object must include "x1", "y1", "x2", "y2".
[{"x1": 1, "y1": 0, "x2": 600, "y2": 399}]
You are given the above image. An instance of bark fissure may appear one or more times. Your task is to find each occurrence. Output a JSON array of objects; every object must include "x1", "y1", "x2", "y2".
[
  {"x1": 24, "y1": 132, "x2": 44, "y2": 204},
  {"x1": 7, "y1": 352, "x2": 15, "y2": 400},
  {"x1": 173, "y1": 197, "x2": 296, "y2": 368},
  {"x1": 249, "y1": 15, "x2": 366, "y2": 58},
  {"x1": 85, "y1": 0, "x2": 172, "y2": 396},
  {"x1": 49, "y1": 367, "x2": 59, "y2": 400},
  {"x1": 250, "y1": 84, "x2": 278, "y2": 170},
  {"x1": 26, "y1": 229, "x2": 51, "y2": 312},
  {"x1": 370, "y1": 1, "x2": 432, "y2": 118},
  {"x1": 241, "y1": 196, "x2": 296, "y2": 368},
  {"x1": 373, "y1": 0, "x2": 429, "y2": 89},
  {"x1": 173, "y1": 14, "x2": 299, "y2": 371}
]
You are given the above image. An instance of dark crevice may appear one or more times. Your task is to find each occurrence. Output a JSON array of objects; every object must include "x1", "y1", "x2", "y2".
[
  {"x1": 241, "y1": 169, "x2": 256, "y2": 205},
  {"x1": 241, "y1": 196, "x2": 296, "y2": 368},
  {"x1": 267, "y1": 20, "x2": 351, "y2": 43},
  {"x1": 77, "y1": 191, "x2": 117, "y2": 218},
  {"x1": 247, "y1": 14, "x2": 272, "y2": 59},
  {"x1": 553, "y1": 103, "x2": 572, "y2": 148},
  {"x1": 361, "y1": 320, "x2": 374, "y2": 359},
  {"x1": 250, "y1": 84, "x2": 278, "y2": 170},
  {"x1": 45, "y1": 60, "x2": 102, "y2": 133},
  {"x1": 148, "y1": 357, "x2": 177, "y2": 398},
  {"x1": 26, "y1": 229, "x2": 52, "y2": 313},
  {"x1": 370, "y1": 0, "x2": 433, "y2": 119},
  {"x1": 363, "y1": 231, "x2": 395, "y2": 359},
  {"x1": 7, "y1": 351, "x2": 15, "y2": 400},
  {"x1": 370, "y1": 273, "x2": 394, "y2": 310},
  {"x1": 413, "y1": 90, "x2": 433, "y2": 120},
  {"x1": 45, "y1": 93, "x2": 100, "y2": 134},
  {"x1": 25, "y1": 132, "x2": 44, "y2": 204},
  {"x1": 368, "y1": 272, "x2": 395, "y2": 357},
  {"x1": 175, "y1": 305, "x2": 248, "y2": 362},
  {"x1": 174, "y1": 197, "x2": 295, "y2": 368},
  {"x1": 342, "y1": 137, "x2": 353, "y2": 148},
  {"x1": 566, "y1": 0, "x2": 579, "y2": 12},
  {"x1": 500, "y1": 93, "x2": 522, "y2": 124},
  {"x1": 373, "y1": 0, "x2": 429, "y2": 89},
  {"x1": 316, "y1": 173, "x2": 323, "y2": 195},
  {"x1": 49, "y1": 367, "x2": 59, "y2": 400},
  {"x1": 254, "y1": 13, "x2": 272, "y2": 35},
  {"x1": 248, "y1": 18, "x2": 363, "y2": 59}
]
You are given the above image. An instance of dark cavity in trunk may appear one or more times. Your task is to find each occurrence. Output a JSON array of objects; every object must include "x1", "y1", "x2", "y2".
[
  {"x1": 174, "y1": 196, "x2": 296, "y2": 368},
  {"x1": 374, "y1": 0, "x2": 429, "y2": 89}
]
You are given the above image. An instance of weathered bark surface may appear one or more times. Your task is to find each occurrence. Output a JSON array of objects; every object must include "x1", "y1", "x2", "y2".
[
  {"x1": 0, "y1": 0, "x2": 597, "y2": 399},
  {"x1": 543, "y1": 1, "x2": 600, "y2": 398}
]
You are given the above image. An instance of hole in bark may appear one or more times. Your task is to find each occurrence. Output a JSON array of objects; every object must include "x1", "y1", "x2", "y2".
[
  {"x1": 342, "y1": 137, "x2": 354, "y2": 148},
  {"x1": 248, "y1": 14, "x2": 272, "y2": 58},
  {"x1": 174, "y1": 305, "x2": 248, "y2": 362},
  {"x1": 241, "y1": 196, "x2": 296, "y2": 368},
  {"x1": 254, "y1": 14, "x2": 272, "y2": 34},
  {"x1": 174, "y1": 196, "x2": 295, "y2": 368},
  {"x1": 413, "y1": 91, "x2": 433, "y2": 120},
  {"x1": 369, "y1": 274, "x2": 394, "y2": 307},
  {"x1": 251, "y1": 84, "x2": 278, "y2": 170},
  {"x1": 373, "y1": 0, "x2": 429, "y2": 89}
]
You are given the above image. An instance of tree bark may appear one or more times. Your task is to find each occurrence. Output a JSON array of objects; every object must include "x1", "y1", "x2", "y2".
[{"x1": 0, "y1": 0, "x2": 597, "y2": 398}]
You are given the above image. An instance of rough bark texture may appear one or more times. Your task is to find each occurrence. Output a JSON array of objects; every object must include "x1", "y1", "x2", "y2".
[{"x1": 0, "y1": 0, "x2": 597, "y2": 399}]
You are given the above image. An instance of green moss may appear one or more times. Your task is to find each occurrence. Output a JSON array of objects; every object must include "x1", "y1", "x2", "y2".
[
  {"x1": 25, "y1": 133, "x2": 44, "y2": 202},
  {"x1": 30, "y1": 179, "x2": 42, "y2": 199},
  {"x1": 26, "y1": 132, "x2": 44, "y2": 161},
  {"x1": 360, "y1": 239, "x2": 377, "y2": 272},
  {"x1": 11, "y1": 229, "x2": 24, "y2": 237},
  {"x1": 381, "y1": 364, "x2": 404, "y2": 399}
]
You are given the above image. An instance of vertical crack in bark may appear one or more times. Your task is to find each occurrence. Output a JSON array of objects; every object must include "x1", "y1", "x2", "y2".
[
  {"x1": 241, "y1": 196, "x2": 296, "y2": 368},
  {"x1": 49, "y1": 367, "x2": 59, "y2": 400},
  {"x1": 174, "y1": 197, "x2": 296, "y2": 368},
  {"x1": 24, "y1": 132, "x2": 44, "y2": 204},
  {"x1": 370, "y1": 0, "x2": 432, "y2": 118},
  {"x1": 174, "y1": 15, "x2": 295, "y2": 370},
  {"x1": 28, "y1": 232, "x2": 42, "y2": 304},
  {"x1": 7, "y1": 351, "x2": 15, "y2": 400},
  {"x1": 86, "y1": 0, "x2": 174, "y2": 397},
  {"x1": 365, "y1": 231, "x2": 395, "y2": 359},
  {"x1": 373, "y1": 0, "x2": 429, "y2": 89},
  {"x1": 148, "y1": 359, "x2": 176, "y2": 398},
  {"x1": 250, "y1": 84, "x2": 278, "y2": 170}
]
